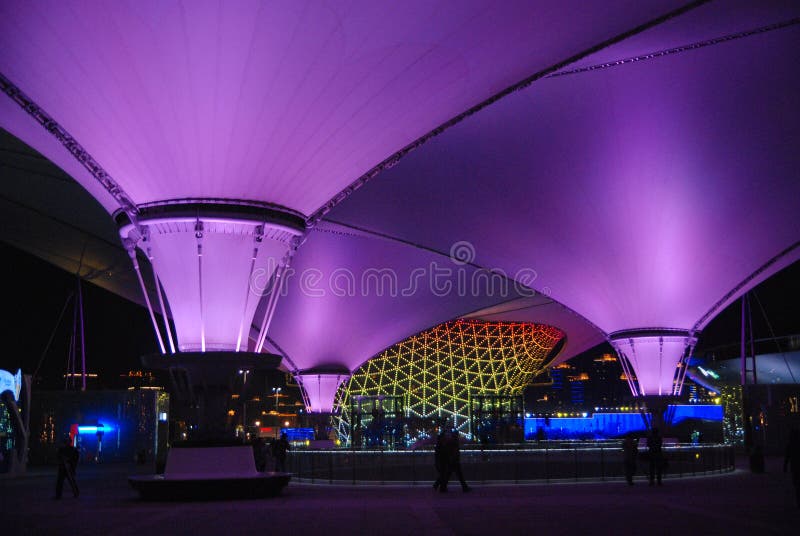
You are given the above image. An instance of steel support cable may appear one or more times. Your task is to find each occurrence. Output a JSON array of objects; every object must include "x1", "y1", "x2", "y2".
[
  {"x1": 752, "y1": 290, "x2": 797, "y2": 383},
  {"x1": 236, "y1": 226, "x2": 263, "y2": 352},
  {"x1": 195, "y1": 220, "x2": 205, "y2": 352},
  {"x1": 32, "y1": 291, "x2": 73, "y2": 381},
  {"x1": 75, "y1": 241, "x2": 87, "y2": 391},
  {"x1": 255, "y1": 240, "x2": 299, "y2": 354},
  {"x1": 147, "y1": 247, "x2": 176, "y2": 354},
  {"x1": 129, "y1": 250, "x2": 166, "y2": 354}
]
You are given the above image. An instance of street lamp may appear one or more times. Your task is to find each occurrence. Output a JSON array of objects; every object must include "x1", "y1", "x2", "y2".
[
  {"x1": 239, "y1": 370, "x2": 249, "y2": 442},
  {"x1": 272, "y1": 387, "x2": 282, "y2": 410}
]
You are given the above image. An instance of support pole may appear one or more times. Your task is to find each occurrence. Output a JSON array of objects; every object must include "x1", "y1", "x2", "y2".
[
  {"x1": 33, "y1": 292, "x2": 73, "y2": 382},
  {"x1": 147, "y1": 245, "x2": 176, "y2": 354},
  {"x1": 77, "y1": 278, "x2": 86, "y2": 391},
  {"x1": 236, "y1": 226, "x2": 263, "y2": 352},
  {"x1": 195, "y1": 221, "x2": 205, "y2": 353},
  {"x1": 741, "y1": 294, "x2": 747, "y2": 386},
  {"x1": 153, "y1": 272, "x2": 176, "y2": 354},
  {"x1": 673, "y1": 337, "x2": 696, "y2": 396},
  {"x1": 66, "y1": 292, "x2": 78, "y2": 390},
  {"x1": 128, "y1": 246, "x2": 167, "y2": 354},
  {"x1": 255, "y1": 264, "x2": 286, "y2": 354},
  {"x1": 747, "y1": 293, "x2": 757, "y2": 385}
]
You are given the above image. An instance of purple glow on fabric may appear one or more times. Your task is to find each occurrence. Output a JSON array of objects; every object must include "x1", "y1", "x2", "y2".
[
  {"x1": 610, "y1": 336, "x2": 689, "y2": 396},
  {"x1": 559, "y1": 0, "x2": 800, "y2": 75},
  {"x1": 462, "y1": 297, "x2": 605, "y2": 367},
  {"x1": 266, "y1": 227, "x2": 520, "y2": 375},
  {"x1": 298, "y1": 373, "x2": 349, "y2": 414},
  {"x1": 2, "y1": 1, "x2": 799, "y2": 406},
  {"x1": 0, "y1": 0, "x2": 685, "y2": 216},
  {"x1": 125, "y1": 218, "x2": 296, "y2": 352},
  {"x1": 330, "y1": 23, "x2": 800, "y2": 336}
]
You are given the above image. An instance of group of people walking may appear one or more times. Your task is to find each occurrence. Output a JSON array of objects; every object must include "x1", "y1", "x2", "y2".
[
  {"x1": 622, "y1": 428, "x2": 666, "y2": 486},
  {"x1": 47, "y1": 425, "x2": 800, "y2": 505},
  {"x1": 252, "y1": 433, "x2": 290, "y2": 472},
  {"x1": 433, "y1": 429, "x2": 471, "y2": 493}
]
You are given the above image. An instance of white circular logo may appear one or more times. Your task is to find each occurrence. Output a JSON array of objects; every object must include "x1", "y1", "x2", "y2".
[{"x1": 450, "y1": 241, "x2": 476, "y2": 265}]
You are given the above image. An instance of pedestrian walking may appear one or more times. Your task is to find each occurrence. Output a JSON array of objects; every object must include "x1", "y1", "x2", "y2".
[
  {"x1": 273, "y1": 433, "x2": 290, "y2": 472},
  {"x1": 622, "y1": 433, "x2": 638, "y2": 485},
  {"x1": 433, "y1": 431, "x2": 448, "y2": 491},
  {"x1": 784, "y1": 429, "x2": 800, "y2": 508},
  {"x1": 441, "y1": 429, "x2": 471, "y2": 493},
  {"x1": 55, "y1": 436, "x2": 79, "y2": 499},
  {"x1": 647, "y1": 427, "x2": 664, "y2": 486}
]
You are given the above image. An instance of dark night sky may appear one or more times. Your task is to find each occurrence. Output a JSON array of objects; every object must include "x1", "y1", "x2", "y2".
[
  {"x1": 1, "y1": 240, "x2": 798, "y2": 388},
  {"x1": 1, "y1": 242, "x2": 158, "y2": 387}
]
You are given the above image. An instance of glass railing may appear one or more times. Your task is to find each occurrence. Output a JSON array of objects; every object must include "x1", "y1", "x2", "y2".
[{"x1": 284, "y1": 443, "x2": 735, "y2": 485}]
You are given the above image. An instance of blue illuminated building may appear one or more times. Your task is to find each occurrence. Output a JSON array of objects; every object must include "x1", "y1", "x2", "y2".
[
  {"x1": 525, "y1": 405, "x2": 723, "y2": 440},
  {"x1": 281, "y1": 427, "x2": 315, "y2": 442},
  {"x1": 28, "y1": 389, "x2": 168, "y2": 464}
]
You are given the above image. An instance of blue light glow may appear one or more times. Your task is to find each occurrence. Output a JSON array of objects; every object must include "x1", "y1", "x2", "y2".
[
  {"x1": 77, "y1": 423, "x2": 114, "y2": 434},
  {"x1": 281, "y1": 427, "x2": 315, "y2": 442},
  {"x1": 697, "y1": 366, "x2": 720, "y2": 380},
  {"x1": 524, "y1": 405, "x2": 723, "y2": 439},
  {"x1": 670, "y1": 404, "x2": 723, "y2": 423}
]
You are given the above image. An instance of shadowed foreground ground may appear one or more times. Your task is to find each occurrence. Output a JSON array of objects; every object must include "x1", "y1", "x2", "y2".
[{"x1": 2, "y1": 456, "x2": 798, "y2": 535}]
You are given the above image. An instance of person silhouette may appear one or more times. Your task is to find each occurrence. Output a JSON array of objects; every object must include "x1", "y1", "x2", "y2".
[
  {"x1": 622, "y1": 433, "x2": 638, "y2": 485},
  {"x1": 647, "y1": 427, "x2": 664, "y2": 486},
  {"x1": 273, "y1": 433, "x2": 290, "y2": 472},
  {"x1": 441, "y1": 430, "x2": 471, "y2": 493},
  {"x1": 433, "y1": 431, "x2": 448, "y2": 491},
  {"x1": 784, "y1": 429, "x2": 800, "y2": 508},
  {"x1": 55, "y1": 436, "x2": 79, "y2": 499}
]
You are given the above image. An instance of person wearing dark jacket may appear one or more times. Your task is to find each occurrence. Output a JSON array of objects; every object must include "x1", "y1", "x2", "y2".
[
  {"x1": 272, "y1": 433, "x2": 290, "y2": 472},
  {"x1": 55, "y1": 436, "x2": 79, "y2": 499},
  {"x1": 441, "y1": 430, "x2": 471, "y2": 493},
  {"x1": 784, "y1": 429, "x2": 800, "y2": 508},
  {"x1": 622, "y1": 434, "x2": 638, "y2": 485},
  {"x1": 647, "y1": 428, "x2": 664, "y2": 486},
  {"x1": 433, "y1": 431, "x2": 448, "y2": 491}
]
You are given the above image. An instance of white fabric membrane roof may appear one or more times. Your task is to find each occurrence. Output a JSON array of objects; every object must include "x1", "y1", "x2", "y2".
[{"x1": 1, "y1": 1, "x2": 799, "y2": 385}]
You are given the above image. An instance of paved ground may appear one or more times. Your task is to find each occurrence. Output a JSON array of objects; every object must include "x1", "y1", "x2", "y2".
[{"x1": 2, "y1": 456, "x2": 798, "y2": 535}]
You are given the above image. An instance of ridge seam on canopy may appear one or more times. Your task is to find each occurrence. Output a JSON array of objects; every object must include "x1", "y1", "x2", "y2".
[
  {"x1": 693, "y1": 240, "x2": 800, "y2": 331},
  {"x1": 548, "y1": 17, "x2": 800, "y2": 78},
  {"x1": 306, "y1": 0, "x2": 711, "y2": 227},
  {"x1": 320, "y1": 218, "x2": 607, "y2": 337},
  {"x1": 0, "y1": 73, "x2": 139, "y2": 224}
]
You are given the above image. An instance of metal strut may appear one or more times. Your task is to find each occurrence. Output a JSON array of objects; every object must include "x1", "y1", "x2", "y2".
[
  {"x1": 627, "y1": 337, "x2": 644, "y2": 396},
  {"x1": 658, "y1": 336, "x2": 664, "y2": 396},
  {"x1": 254, "y1": 241, "x2": 298, "y2": 353},
  {"x1": 254, "y1": 265, "x2": 286, "y2": 354},
  {"x1": 236, "y1": 225, "x2": 263, "y2": 352},
  {"x1": 196, "y1": 220, "x2": 206, "y2": 353},
  {"x1": 147, "y1": 244, "x2": 176, "y2": 354},
  {"x1": 127, "y1": 243, "x2": 166, "y2": 354},
  {"x1": 741, "y1": 293, "x2": 758, "y2": 385},
  {"x1": 672, "y1": 335, "x2": 696, "y2": 396},
  {"x1": 77, "y1": 277, "x2": 86, "y2": 391},
  {"x1": 617, "y1": 350, "x2": 639, "y2": 397}
]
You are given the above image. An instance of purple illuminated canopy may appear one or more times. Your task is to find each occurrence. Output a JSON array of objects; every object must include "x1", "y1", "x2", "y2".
[{"x1": 1, "y1": 0, "x2": 799, "y2": 408}]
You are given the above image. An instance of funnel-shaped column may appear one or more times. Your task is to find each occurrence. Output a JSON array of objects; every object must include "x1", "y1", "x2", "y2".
[
  {"x1": 119, "y1": 202, "x2": 305, "y2": 353},
  {"x1": 609, "y1": 329, "x2": 697, "y2": 397},
  {"x1": 296, "y1": 367, "x2": 350, "y2": 414}
]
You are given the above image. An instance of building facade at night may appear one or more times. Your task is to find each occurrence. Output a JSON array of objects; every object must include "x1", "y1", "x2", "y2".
[
  {"x1": 0, "y1": 1, "x2": 798, "y2": 444},
  {"x1": 28, "y1": 389, "x2": 167, "y2": 465},
  {"x1": 333, "y1": 320, "x2": 563, "y2": 445}
]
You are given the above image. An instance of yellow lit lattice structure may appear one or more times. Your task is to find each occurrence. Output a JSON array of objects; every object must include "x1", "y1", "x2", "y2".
[{"x1": 332, "y1": 319, "x2": 564, "y2": 444}]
